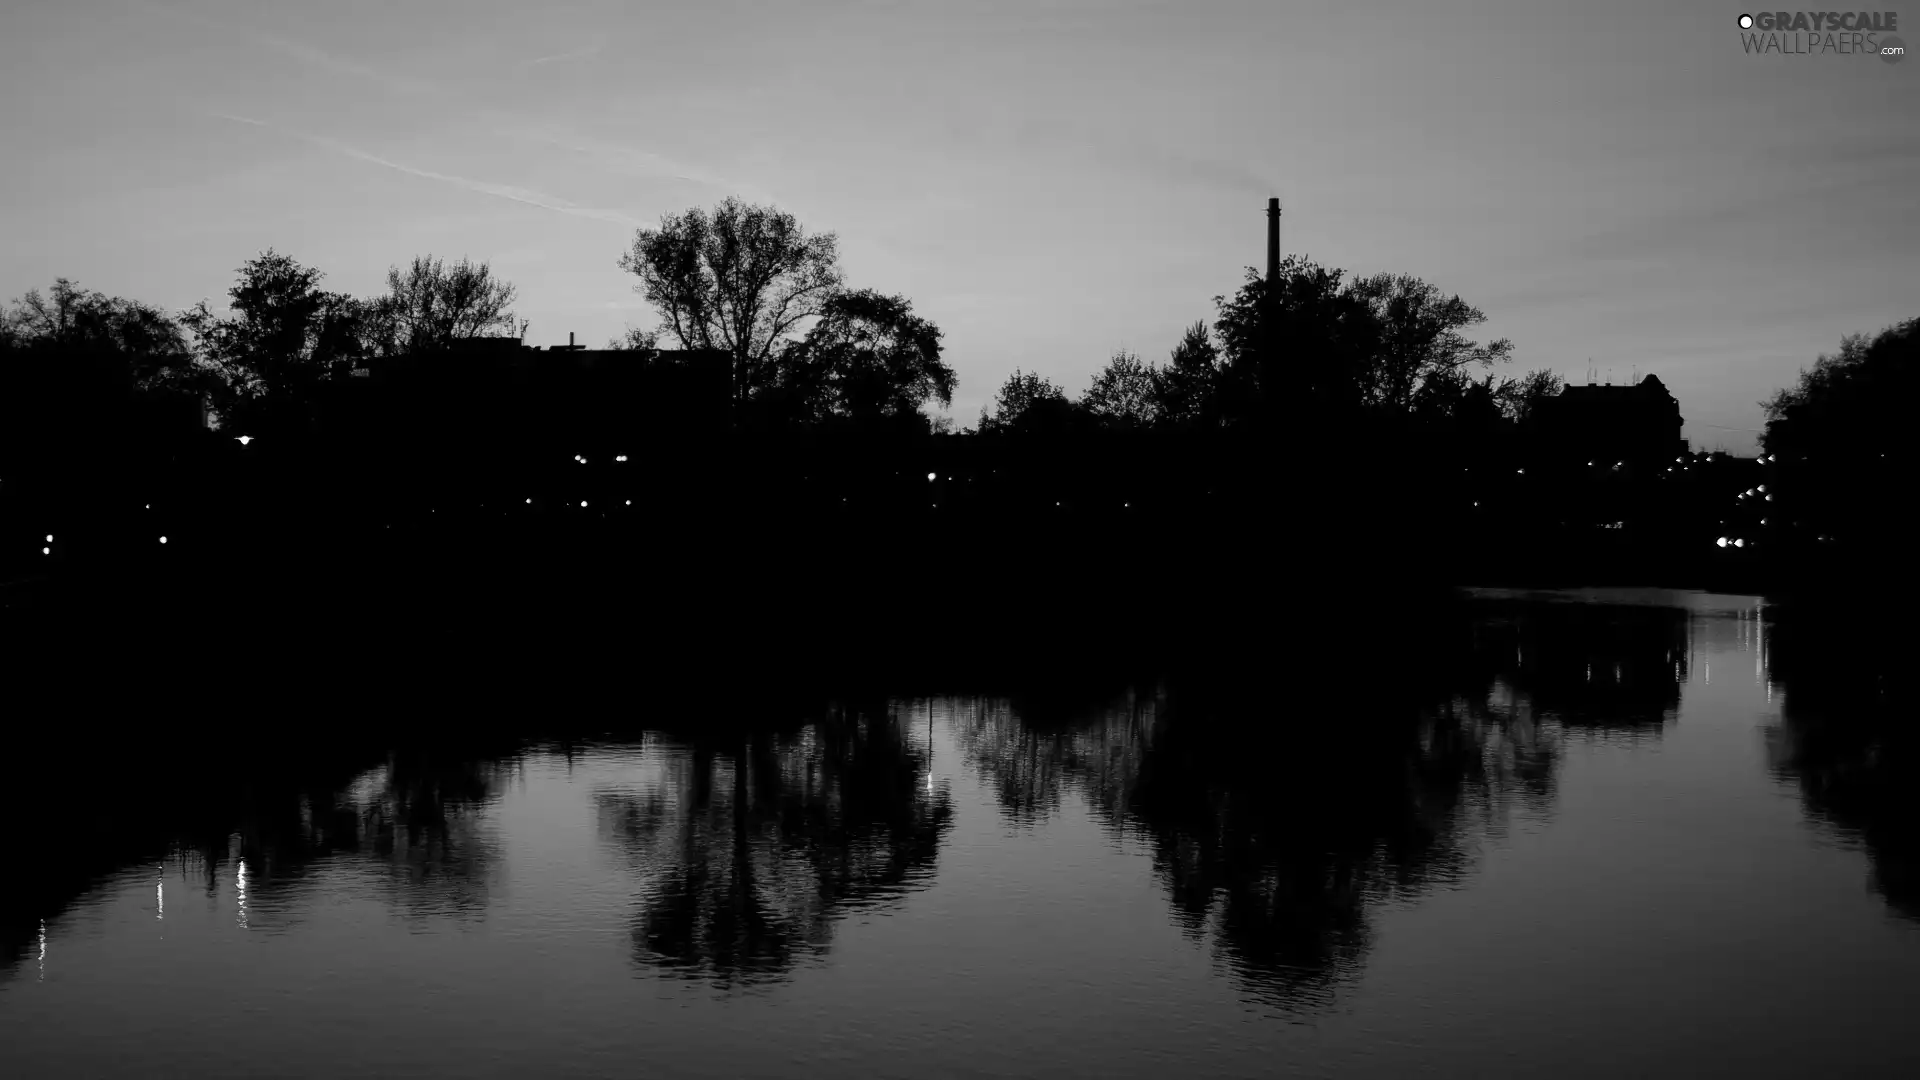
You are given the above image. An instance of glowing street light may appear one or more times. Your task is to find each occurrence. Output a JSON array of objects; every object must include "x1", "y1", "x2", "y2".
[
  {"x1": 237, "y1": 435, "x2": 252, "y2": 446},
  {"x1": 1717, "y1": 537, "x2": 1729, "y2": 547}
]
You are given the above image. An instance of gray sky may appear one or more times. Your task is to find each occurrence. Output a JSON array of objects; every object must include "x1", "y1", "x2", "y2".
[{"x1": 3, "y1": 0, "x2": 1914, "y2": 450}]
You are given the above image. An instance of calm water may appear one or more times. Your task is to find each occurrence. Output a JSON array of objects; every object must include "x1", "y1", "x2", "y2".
[{"x1": 5, "y1": 588, "x2": 1918, "y2": 1078}]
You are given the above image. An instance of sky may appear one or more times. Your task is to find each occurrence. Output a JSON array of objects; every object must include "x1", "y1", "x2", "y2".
[{"x1": 2, "y1": 0, "x2": 1914, "y2": 451}]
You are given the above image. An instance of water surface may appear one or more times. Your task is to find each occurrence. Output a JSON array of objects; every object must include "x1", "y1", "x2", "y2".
[{"x1": 4, "y1": 588, "x2": 1917, "y2": 1078}]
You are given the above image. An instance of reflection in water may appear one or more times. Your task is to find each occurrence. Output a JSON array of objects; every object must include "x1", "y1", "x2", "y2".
[
  {"x1": 948, "y1": 669, "x2": 1564, "y2": 1013},
  {"x1": 0, "y1": 740, "x2": 522, "y2": 973},
  {"x1": 1765, "y1": 603, "x2": 1919, "y2": 921},
  {"x1": 597, "y1": 704, "x2": 953, "y2": 987},
  {"x1": 1453, "y1": 592, "x2": 1692, "y2": 736},
  {"x1": 4, "y1": 587, "x2": 1917, "y2": 1079}
]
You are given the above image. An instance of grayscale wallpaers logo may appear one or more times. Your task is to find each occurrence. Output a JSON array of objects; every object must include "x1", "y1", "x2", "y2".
[{"x1": 1737, "y1": 11, "x2": 1905, "y2": 61}]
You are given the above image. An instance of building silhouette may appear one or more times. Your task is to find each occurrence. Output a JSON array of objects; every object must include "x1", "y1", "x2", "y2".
[{"x1": 1528, "y1": 373, "x2": 1687, "y2": 465}]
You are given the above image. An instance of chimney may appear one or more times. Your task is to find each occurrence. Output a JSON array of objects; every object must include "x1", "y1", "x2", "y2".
[
  {"x1": 569, "y1": 332, "x2": 575, "y2": 349},
  {"x1": 1265, "y1": 197, "x2": 1281, "y2": 292}
]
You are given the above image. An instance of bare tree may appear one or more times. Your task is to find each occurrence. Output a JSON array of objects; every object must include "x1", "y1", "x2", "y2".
[
  {"x1": 618, "y1": 198, "x2": 843, "y2": 409},
  {"x1": 364, "y1": 256, "x2": 521, "y2": 356}
]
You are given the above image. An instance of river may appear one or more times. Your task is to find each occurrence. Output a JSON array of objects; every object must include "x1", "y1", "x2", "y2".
[{"x1": 3, "y1": 587, "x2": 1916, "y2": 1078}]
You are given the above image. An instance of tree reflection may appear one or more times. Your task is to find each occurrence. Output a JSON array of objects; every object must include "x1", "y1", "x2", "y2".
[
  {"x1": 946, "y1": 612, "x2": 1574, "y2": 1015},
  {"x1": 596, "y1": 702, "x2": 953, "y2": 987},
  {"x1": 1, "y1": 736, "x2": 522, "y2": 972},
  {"x1": 1765, "y1": 605, "x2": 1919, "y2": 920},
  {"x1": 1449, "y1": 593, "x2": 1691, "y2": 734}
]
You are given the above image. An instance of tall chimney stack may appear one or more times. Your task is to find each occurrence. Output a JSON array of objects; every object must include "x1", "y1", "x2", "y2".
[{"x1": 1265, "y1": 197, "x2": 1281, "y2": 291}]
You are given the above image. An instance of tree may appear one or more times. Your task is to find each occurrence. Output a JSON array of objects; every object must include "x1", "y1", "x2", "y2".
[
  {"x1": 1346, "y1": 273, "x2": 1514, "y2": 412},
  {"x1": 2, "y1": 279, "x2": 194, "y2": 391},
  {"x1": 1760, "y1": 317, "x2": 1917, "y2": 557},
  {"x1": 1212, "y1": 256, "x2": 1375, "y2": 423},
  {"x1": 179, "y1": 250, "x2": 363, "y2": 432},
  {"x1": 1211, "y1": 258, "x2": 1514, "y2": 425},
  {"x1": 618, "y1": 198, "x2": 843, "y2": 411},
  {"x1": 1081, "y1": 349, "x2": 1160, "y2": 430},
  {"x1": 784, "y1": 288, "x2": 953, "y2": 429},
  {"x1": 977, "y1": 369, "x2": 1075, "y2": 435},
  {"x1": 1500, "y1": 368, "x2": 1565, "y2": 424},
  {"x1": 362, "y1": 256, "x2": 521, "y2": 357},
  {"x1": 609, "y1": 326, "x2": 660, "y2": 351},
  {"x1": 1, "y1": 279, "x2": 199, "y2": 470},
  {"x1": 1152, "y1": 322, "x2": 1224, "y2": 430}
]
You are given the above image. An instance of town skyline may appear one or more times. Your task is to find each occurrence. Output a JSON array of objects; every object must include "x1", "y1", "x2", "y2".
[{"x1": 4, "y1": 0, "x2": 1916, "y2": 452}]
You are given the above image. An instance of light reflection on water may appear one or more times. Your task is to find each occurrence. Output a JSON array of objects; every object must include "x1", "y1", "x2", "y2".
[{"x1": 2, "y1": 590, "x2": 1918, "y2": 1078}]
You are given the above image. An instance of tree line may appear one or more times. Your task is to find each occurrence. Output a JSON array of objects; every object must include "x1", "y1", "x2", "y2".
[
  {"x1": 2, "y1": 195, "x2": 1910, "y2": 583},
  {"x1": 3, "y1": 196, "x2": 1566, "y2": 447}
]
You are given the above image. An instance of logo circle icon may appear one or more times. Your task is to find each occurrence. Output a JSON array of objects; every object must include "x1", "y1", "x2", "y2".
[
  {"x1": 1880, "y1": 34, "x2": 1906, "y2": 63},
  {"x1": 1738, "y1": 13, "x2": 1753, "y2": 28}
]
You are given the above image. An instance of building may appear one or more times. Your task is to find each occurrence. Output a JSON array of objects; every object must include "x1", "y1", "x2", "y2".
[
  {"x1": 316, "y1": 337, "x2": 735, "y2": 444},
  {"x1": 1528, "y1": 373, "x2": 1687, "y2": 465}
]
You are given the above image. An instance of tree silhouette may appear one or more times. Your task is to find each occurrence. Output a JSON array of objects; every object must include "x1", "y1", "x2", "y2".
[
  {"x1": 1152, "y1": 321, "x2": 1225, "y2": 429},
  {"x1": 1, "y1": 279, "x2": 197, "y2": 466},
  {"x1": 179, "y1": 250, "x2": 363, "y2": 432},
  {"x1": 1080, "y1": 349, "x2": 1160, "y2": 430},
  {"x1": 360, "y1": 255, "x2": 522, "y2": 357},
  {"x1": 1346, "y1": 272, "x2": 1514, "y2": 412},
  {"x1": 598, "y1": 705, "x2": 953, "y2": 987},
  {"x1": 977, "y1": 368, "x2": 1075, "y2": 435},
  {"x1": 1500, "y1": 367, "x2": 1565, "y2": 424},
  {"x1": 618, "y1": 197, "x2": 843, "y2": 411},
  {"x1": 1761, "y1": 317, "x2": 1916, "y2": 563},
  {"x1": 1210, "y1": 258, "x2": 1513, "y2": 425},
  {"x1": 778, "y1": 288, "x2": 953, "y2": 429}
]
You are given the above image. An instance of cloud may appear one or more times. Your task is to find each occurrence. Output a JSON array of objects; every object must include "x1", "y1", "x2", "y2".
[
  {"x1": 518, "y1": 41, "x2": 606, "y2": 69},
  {"x1": 151, "y1": 2, "x2": 443, "y2": 99},
  {"x1": 210, "y1": 112, "x2": 642, "y2": 227},
  {"x1": 502, "y1": 125, "x2": 781, "y2": 205}
]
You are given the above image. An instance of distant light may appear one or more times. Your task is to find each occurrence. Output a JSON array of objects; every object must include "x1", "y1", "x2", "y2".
[
  {"x1": 42, "y1": 547, "x2": 50, "y2": 555},
  {"x1": 1717, "y1": 537, "x2": 1728, "y2": 547},
  {"x1": 927, "y1": 472, "x2": 936, "y2": 482},
  {"x1": 46, "y1": 534, "x2": 53, "y2": 542},
  {"x1": 1757, "y1": 484, "x2": 1766, "y2": 492},
  {"x1": 625, "y1": 500, "x2": 631, "y2": 506},
  {"x1": 1765, "y1": 495, "x2": 1772, "y2": 502},
  {"x1": 159, "y1": 536, "x2": 167, "y2": 544},
  {"x1": 616, "y1": 455, "x2": 628, "y2": 462},
  {"x1": 144, "y1": 504, "x2": 150, "y2": 509},
  {"x1": 236, "y1": 435, "x2": 252, "y2": 446},
  {"x1": 1734, "y1": 538, "x2": 1745, "y2": 548},
  {"x1": 581, "y1": 501, "x2": 587, "y2": 507},
  {"x1": 526, "y1": 498, "x2": 531, "y2": 504}
]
